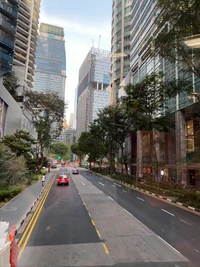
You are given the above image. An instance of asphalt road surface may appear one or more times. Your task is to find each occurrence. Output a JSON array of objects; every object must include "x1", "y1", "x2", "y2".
[
  {"x1": 17, "y1": 167, "x2": 194, "y2": 267},
  {"x1": 81, "y1": 169, "x2": 200, "y2": 267}
]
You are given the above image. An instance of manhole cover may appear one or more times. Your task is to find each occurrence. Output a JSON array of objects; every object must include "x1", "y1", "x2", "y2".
[{"x1": 2, "y1": 206, "x2": 18, "y2": 211}]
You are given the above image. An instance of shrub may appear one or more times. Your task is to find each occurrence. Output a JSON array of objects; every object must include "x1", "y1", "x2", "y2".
[{"x1": 0, "y1": 186, "x2": 22, "y2": 201}]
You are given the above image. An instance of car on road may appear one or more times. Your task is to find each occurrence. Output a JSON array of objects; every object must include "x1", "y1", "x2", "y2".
[
  {"x1": 51, "y1": 164, "x2": 57, "y2": 169},
  {"x1": 57, "y1": 174, "x2": 69, "y2": 186},
  {"x1": 72, "y1": 167, "x2": 79, "y2": 174},
  {"x1": 61, "y1": 162, "x2": 65, "y2": 167}
]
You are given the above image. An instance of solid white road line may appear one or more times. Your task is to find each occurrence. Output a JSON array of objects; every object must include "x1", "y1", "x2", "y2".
[
  {"x1": 99, "y1": 182, "x2": 105, "y2": 187},
  {"x1": 108, "y1": 196, "x2": 114, "y2": 201},
  {"x1": 114, "y1": 183, "x2": 121, "y2": 187},
  {"x1": 122, "y1": 190, "x2": 127, "y2": 193},
  {"x1": 112, "y1": 185, "x2": 116, "y2": 188},
  {"x1": 194, "y1": 249, "x2": 200, "y2": 253},
  {"x1": 161, "y1": 209, "x2": 175, "y2": 217},
  {"x1": 158, "y1": 236, "x2": 180, "y2": 254},
  {"x1": 137, "y1": 197, "x2": 144, "y2": 202},
  {"x1": 81, "y1": 182, "x2": 85, "y2": 186}
]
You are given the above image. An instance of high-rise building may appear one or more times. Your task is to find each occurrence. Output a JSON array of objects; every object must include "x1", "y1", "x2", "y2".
[
  {"x1": 111, "y1": 0, "x2": 132, "y2": 103},
  {"x1": 76, "y1": 47, "x2": 110, "y2": 139},
  {"x1": 13, "y1": 0, "x2": 40, "y2": 88},
  {"x1": 0, "y1": 0, "x2": 19, "y2": 76},
  {"x1": 68, "y1": 113, "x2": 74, "y2": 129},
  {"x1": 33, "y1": 23, "x2": 67, "y2": 100},
  {"x1": 119, "y1": 0, "x2": 200, "y2": 186}
]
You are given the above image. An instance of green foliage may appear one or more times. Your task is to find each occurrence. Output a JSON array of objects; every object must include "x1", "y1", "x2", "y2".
[
  {"x1": 71, "y1": 142, "x2": 85, "y2": 160},
  {"x1": 0, "y1": 186, "x2": 22, "y2": 201},
  {"x1": 3, "y1": 71, "x2": 19, "y2": 100},
  {"x1": 23, "y1": 91, "x2": 66, "y2": 171},
  {"x1": 154, "y1": 0, "x2": 200, "y2": 78},
  {"x1": 123, "y1": 73, "x2": 192, "y2": 131},
  {"x1": 50, "y1": 142, "x2": 69, "y2": 157},
  {"x1": 2, "y1": 130, "x2": 35, "y2": 158}
]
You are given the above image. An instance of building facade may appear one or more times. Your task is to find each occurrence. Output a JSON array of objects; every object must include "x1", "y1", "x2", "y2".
[
  {"x1": 0, "y1": 0, "x2": 19, "y2": 76},
  {"x1": 0, "y1": 78, "x2": 36, "y2": 139},
  {"x1": 76, "y1": 47, "x2": 110, "y2": 139},
  {"x1": 119, "y1": 0, "x2": 200, "y2": 186},
  {"x1": 62, "y1": 128, "x2": 76, "y2": 161},
  {"x1": 111, "y1": 0, "x2": 132, "y2": 103},
  {"x1": 13, "y1": 0, "x2": 40, "y2": 89},
  {"x1": 33, "y1": 23, "x2": 66, "y2": 100}
]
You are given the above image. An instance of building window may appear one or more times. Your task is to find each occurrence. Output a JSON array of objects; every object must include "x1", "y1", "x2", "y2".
[{"x1": 186, "y1": 120, "x2": 194, "y2": 152}]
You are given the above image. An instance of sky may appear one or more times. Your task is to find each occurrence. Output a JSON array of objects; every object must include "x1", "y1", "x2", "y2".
[{"x1": 40, "y1": 0, "x2": 112, "y2": 123}]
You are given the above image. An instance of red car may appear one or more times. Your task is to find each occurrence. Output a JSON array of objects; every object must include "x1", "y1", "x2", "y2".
[{"x1": 57, "y1": 175, "x2": 69, "y2": 186}]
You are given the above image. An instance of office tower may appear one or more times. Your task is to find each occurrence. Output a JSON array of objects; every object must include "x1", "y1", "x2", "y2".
[
  {"x1": 0, "y1": 0, "x2": 19, "y2": 76},
  {"x1": 33, "y1": 23, "x2": 67, "y2": 100},
  {"x1": 76, "y1": 47, "x2": 110, "y2": 139},
  {"x1": 13, "y1": 0, "x2": 40, "y2": 88},
  {"x1": 111, "y1": 0, "x2": 132, "y2": 102},
  {"x1": 124, "y1": 0, "x2": 200, "y2": 186}
]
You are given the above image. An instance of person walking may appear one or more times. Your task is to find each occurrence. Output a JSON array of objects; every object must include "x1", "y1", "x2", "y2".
[{"x1": 42, "y1": 175, "x2": 46, "y2": 187}]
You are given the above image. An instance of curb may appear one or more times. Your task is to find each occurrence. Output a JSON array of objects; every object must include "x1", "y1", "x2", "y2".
[
  {"x1": 15, "y1": 174, "x2": 54, "y2": 235},
  {"x1": 90, "y1": 170, "x2": 200, "y2": 214}
]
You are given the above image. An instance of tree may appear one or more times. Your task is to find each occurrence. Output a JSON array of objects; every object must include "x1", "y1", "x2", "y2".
[
  {"x1": 3, "y1": 71, "x2": 19, "y2": 100},
  {"x1": 2, "y1": 130, "x2": 35, "y2": 158},
  {"x1": 154, "y1": 0, "x2": 200, "y2": 78},
  {"x1": 0, "y1": 144, "x2": 26, "y2": 186},
  {"x1": 93, "y1": 104, "x2": 130, "y2": 173},
  {"x1": 50, "y1": 142, "x2": 70, "y2": 160},
  {"x1": 123, "y1": 73, "x2": 192, "y2": 131},
  {"x1": 123, "y1": 73, "x2": 192, "y2": 182},
  {"x1": 71, "y1": 142, "x2": 85, "y2": 165},
  {"x1": 23, "y1": 91, "x2": 66, "y2": 171}
]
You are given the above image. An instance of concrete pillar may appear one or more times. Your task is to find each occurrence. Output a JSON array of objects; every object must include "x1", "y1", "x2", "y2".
[
  {"x1": 175, "y1": 110, "x2": 187, "y2": 186},
  {"x1": 136, "y1": 131, "x2": 143, "y2": 181}
]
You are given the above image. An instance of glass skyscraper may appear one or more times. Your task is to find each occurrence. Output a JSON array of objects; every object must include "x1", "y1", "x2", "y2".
[
  {"x1": 33, "y1": 23, "x2": 66, "y2": 100},
  {"x1": 0, "y1": 0, "x2": 19, "y2": 76}
]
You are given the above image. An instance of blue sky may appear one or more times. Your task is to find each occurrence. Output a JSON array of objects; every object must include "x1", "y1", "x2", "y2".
[{"x1": 40, "y1": 0, "x2": 112, "y2": 122}]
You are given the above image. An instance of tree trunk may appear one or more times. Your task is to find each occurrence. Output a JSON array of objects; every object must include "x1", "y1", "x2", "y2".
[
  {"x1": 89, "y1": 161, "x2": 92, "y2": 170},
  {"x1": 121, "y1": 145, "x2": 124, "y2": 174}
]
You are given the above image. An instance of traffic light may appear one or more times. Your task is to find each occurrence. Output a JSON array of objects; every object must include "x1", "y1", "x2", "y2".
[{"x1": 58, "y1": 156, "x2": 61, "y2": 160}]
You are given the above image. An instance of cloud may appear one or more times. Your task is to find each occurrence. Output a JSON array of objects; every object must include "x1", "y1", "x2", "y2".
[{"x1": 40, "y1": 13, "x2": 111, "y2": 38}]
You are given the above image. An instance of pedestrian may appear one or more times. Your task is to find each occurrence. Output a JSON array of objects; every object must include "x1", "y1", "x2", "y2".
[{"x1": 42, "y1": 175, "x2": 46, "y2": 187}]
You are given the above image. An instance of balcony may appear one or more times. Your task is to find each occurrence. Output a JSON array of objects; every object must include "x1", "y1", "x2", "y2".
[
  {"x1": 17, "y1": 17, "x2": 29, "y2": 31},
  {"x1": 19, "y1": 5, "x2": 30, "y2": 20},
  {"x1": 17, "y1": 31, "x2": 28, "y2": 43},
  {"x1": 15, "y1": 38, "x2": 27, "y2": 50},
  {"x1": 0, "y1": 2, "x2": 18, "y2": 19},
  {"x1": 0, "y1": 35, "x2": 14, "y2": 49},
  {"x1": 14, "y1": 56, "x2": 25, "y2": 66},
  {"x1": 15, "y1": 43, "x2": 27, "y2": 55},
  {"x1": 0, "y1": 15, "x2": 16, "y2": 34},
  {"x1": 18, "y1": 11, "x2": 29, "y2": 24}
]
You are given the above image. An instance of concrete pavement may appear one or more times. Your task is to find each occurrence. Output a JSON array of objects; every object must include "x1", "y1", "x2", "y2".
[
  {"x1": 18, "y1": 167, "x2": 189, "y2": 267},
  {"x1": 0, "y1": 171, "x2": 54, "y2": 236}
]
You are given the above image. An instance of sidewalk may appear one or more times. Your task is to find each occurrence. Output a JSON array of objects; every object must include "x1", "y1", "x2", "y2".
[{"x1": 0, "y1": 171, "x2": 54, "y2": 236}]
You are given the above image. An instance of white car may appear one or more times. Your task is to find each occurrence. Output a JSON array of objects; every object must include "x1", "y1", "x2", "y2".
[{"x1": 72, "y1": 168, "x2": 79, "y2": 174}]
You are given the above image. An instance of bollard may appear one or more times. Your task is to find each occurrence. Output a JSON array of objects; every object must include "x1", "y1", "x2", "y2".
[{"x1": 9, "y1": 226, "x2": 18, "y2": 267}]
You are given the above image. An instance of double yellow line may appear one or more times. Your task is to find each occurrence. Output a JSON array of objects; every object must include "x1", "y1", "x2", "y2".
[{"x1": 18, "y1": 175, "x2": 55, "y2": 260}]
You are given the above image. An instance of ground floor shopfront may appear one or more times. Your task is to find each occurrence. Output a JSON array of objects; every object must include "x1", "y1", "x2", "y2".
[{"x1": 127, "y1": 103, "x2": 200, "y2": 187}]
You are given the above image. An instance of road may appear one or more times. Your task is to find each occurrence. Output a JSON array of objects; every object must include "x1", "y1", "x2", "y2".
[{"x1": 17, "y1": 167, "x2": 194, "y2": 267}]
